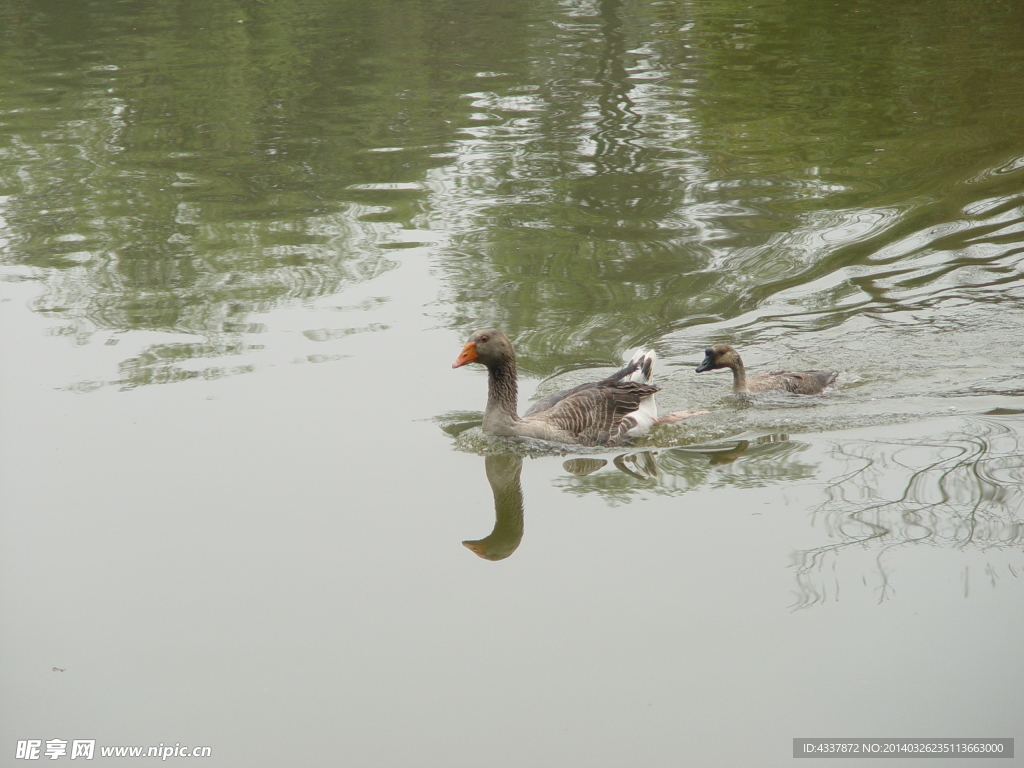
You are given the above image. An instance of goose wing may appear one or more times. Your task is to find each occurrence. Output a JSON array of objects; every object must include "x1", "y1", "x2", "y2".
[
  {"x1": 524, "y1": 352, "x2": 654, "y2": 417},
  {"x1": 763, "y1": 369, "x2": 839, "y2": 394},
  {"x1": 524, "y1": 380, "x2": 659, "y2": 446}
]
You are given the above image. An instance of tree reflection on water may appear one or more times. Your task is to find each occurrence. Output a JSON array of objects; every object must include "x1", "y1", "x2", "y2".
[{"x1": 792, "y1": 415, "x2": 1024, "y2": 608}]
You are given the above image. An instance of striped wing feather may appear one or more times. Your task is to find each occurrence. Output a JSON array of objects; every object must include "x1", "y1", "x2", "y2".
[
  {"x1": 525, "y1": 381, "x2": 659, "y2": 446},
  {"x1": 524, "y1": 355, "x2": 651, "y2": 418}
]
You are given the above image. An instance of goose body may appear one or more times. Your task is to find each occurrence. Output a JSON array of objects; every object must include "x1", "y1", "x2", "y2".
[
  {"x1": 696, "y1": 343, "x2": 838, "y2": 395},
  {"x1": 453, "y1": 329, "x2": 704, "y2": 446}
]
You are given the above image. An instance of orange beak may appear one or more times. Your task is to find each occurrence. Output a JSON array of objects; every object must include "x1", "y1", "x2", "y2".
[{"x1": 452, "y1": 341, "x2": 478, "y2": 368}]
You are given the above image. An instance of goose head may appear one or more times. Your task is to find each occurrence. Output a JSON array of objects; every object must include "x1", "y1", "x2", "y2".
[
  {"x1": 453, "y1": 329, "x2": 515, "y2": 369},
  {"x1": 696, "y1": 343, "x2": 740, "y2": 373}
]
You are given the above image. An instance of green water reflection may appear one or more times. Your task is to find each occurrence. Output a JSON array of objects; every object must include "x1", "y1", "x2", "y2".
[
  {"x1": 552, "y1": 433, "x2": 810, "y2": 501},
  {"x1": 3, "y1": 0, "x2": 1024, "y2": 386}
]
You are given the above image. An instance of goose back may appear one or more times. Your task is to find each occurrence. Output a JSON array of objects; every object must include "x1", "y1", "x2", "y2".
[{"x1": 748, "y1": 369, "x2": 840, "y2": 394}]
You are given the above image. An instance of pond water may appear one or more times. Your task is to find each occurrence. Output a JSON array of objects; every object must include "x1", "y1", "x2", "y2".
[{"x1": 2, "y1": 0, "x2": 1023, "y2": 765}]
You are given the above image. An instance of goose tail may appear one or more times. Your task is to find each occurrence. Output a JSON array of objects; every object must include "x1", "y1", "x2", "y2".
[
  {"x1": 624, "y1": 348, "x2": 657, "y2": 385},
  {"x1": 622, "y1": 348, "x2": 659, "y2": 437}
]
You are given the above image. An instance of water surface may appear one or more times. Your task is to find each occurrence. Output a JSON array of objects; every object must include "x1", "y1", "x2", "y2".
[{"x1": 2, "y1": 0, "x2": 1023, "y2": 765}]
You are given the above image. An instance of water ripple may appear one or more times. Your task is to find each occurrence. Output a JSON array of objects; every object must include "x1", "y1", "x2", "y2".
[{"x1": 792, "y1": 416, "x2": 1024, "y2": 608}]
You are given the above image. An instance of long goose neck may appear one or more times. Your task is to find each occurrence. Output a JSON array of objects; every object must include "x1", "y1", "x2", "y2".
[
  {"x1": 485, "y1": 354, "x2": 521, "y2": 427},
  {"x1": 728, "y1": 355, "x2": 749, "y2": 393}
]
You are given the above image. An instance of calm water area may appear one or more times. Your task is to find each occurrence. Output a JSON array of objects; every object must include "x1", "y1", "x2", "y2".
[{"x1": 2, "y1": 1, "x2": 1023, "y2": 765}]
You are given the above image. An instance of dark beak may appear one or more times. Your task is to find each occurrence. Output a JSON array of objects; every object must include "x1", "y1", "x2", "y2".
[{"x1": 695, "y1": 353, "x2": 715, "y2": 373}]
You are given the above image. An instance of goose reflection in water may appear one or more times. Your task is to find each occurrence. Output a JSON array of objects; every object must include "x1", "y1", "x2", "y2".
[
  {"x1": 463, "y1": 454, "x2": 526, "y2": 561},
  {"x1": 462, "y1": 436, "x2": 798, "y2": 560}
]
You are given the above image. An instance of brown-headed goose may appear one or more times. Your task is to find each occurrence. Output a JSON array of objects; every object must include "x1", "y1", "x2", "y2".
[
  {"x1": 453, "y1": 329, "x2": 705, "y2": 446},
  {"x1": 696, "y1": 343, "x2": 838, "y2": 395}
]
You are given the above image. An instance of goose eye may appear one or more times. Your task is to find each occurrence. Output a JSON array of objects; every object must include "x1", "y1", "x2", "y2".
[{"x1": 480, "y1": 335, "x2": 489, "y2": 342}]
